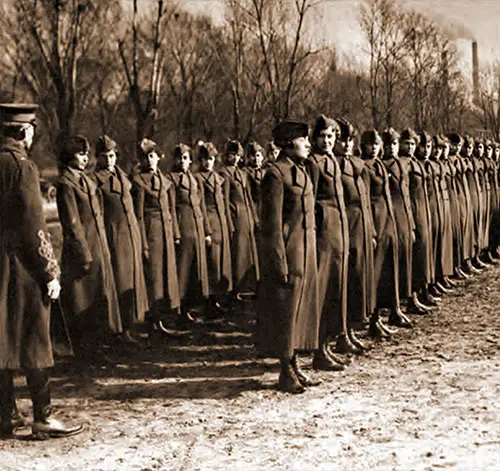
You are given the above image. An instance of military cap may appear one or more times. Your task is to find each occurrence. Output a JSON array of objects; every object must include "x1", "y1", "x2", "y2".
[
  {"x1": 95, "y1": 135, "x2": 117, "y2": 155},
  {"x1": 400, "y1": 128, "x2": 418, "y2": 143},
  {"x1": 0, "y1": 103, "x2": 38, "y2": 126},
  {"x1": 198, "y1": 142, "x2": 218, "y2": 159},
  {"x1": 272, "y1": 119, "x2": 309, "y2": 148},
  {"x1": 336, "y1": 117, "x2": 357, "y2": 140},
  {"x1": 247, "y1": 141, "x2": 264, "y2": 156},
  {"x1": 432, "y1": 135, "x2": 446, "y2": 148},
  {"x1": 381, "y1": 128, "x2": 400, "y2": 145},
  {"x1": 360, "y1": 129, "x2": 381, "y2": 146},
  {"x1": 447, "y1": 133, "x2": 463, "y2": 146},
  {"x1": 417, "y1": 131, "x2": 432, "y2": 146},
  {"x1": 61, "y1": 135, "x2": 89, "y2": 156},
  {"x1": 312, "y1": 114, "x2": 339, "y2": 139},
  {"x1": 225, "y1": 139, "x2": 244, "y2": 156},
  {"x1": 173, "y1": 143, "x2": 191, "y2": 159},
  {"x1": 138, "y1": 138, "x2": 161, "y2": 158}
]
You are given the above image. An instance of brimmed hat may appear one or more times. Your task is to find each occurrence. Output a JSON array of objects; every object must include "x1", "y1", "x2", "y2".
[
  {"x1": 95, "y1": 135, "x2": 117, "y2": 155},
  {"x1": 272, "y1": 119, "x2": 309, "y2": 148},
  {"x1": 0, "y1": 103, "x2": 38, "y2": 126}
]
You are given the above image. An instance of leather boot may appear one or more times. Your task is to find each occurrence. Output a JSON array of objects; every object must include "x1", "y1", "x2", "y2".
[
  {"x1": 368, "y1": 314, "x2": 390, "y2": 339},
  {"x1": 455, "y1": 267, "x2": 469, "y2": 279},
  {"x1": 443, "y1": 276, "x2": 458, "y2": 288},
  {"x1": 436, "y1": 281, "x2": 454, "y2": 295},
  {"x1": 325, "y1": 342, "x2": 351, "y2": 365},
  {"x1": 483, "y1": 251, "x2": 499, "y2": 265},
  {"x1": 406, "y1": 293, "x2": 432, "y2": 314},
  {"x1": 464, "y1": 259, "x2": 482, "y2": 274},
  {"x1": 348, "y1": 329, "x2": 370, "y2": 351},
  {"x1": 0, "y1": 371, "x2": 16, "y2": 438},
  {"x1": 312, "y1": 344, "x2": 345, "y2": 371},
  {"x1": 473, "y1": 256, "x2": 489, "y2": 269},
  {"x1": 335, "y1": 333, "x2": 361, "y2": 355},
  {"x1": 292, "y1": 356, "x2": 323, "y2": 385},
  {"x1": 27, "y1": 369, "x2": 83, "y2": 440},
  {"x1": 278, "y1": 359, "x2": 305, "y2": 394},
  {"x1": 421, "y1": 288, "x2": 440, "y2": 306},
  {"x1": 388, "y1": 308, "x2": 413, "y2": 328}
]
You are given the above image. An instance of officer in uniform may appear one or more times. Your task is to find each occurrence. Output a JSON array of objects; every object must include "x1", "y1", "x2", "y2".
[{"x1": 0, "y1": 103, "x2": 82, "y2": 439}]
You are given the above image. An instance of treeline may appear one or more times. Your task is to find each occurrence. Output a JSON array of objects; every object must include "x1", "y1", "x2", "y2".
[{"x1": 0, "y1": 0, "x2": 493, "y2": 170}]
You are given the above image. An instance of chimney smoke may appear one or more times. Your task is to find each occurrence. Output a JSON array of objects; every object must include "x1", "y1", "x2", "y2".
[{"x1": 472, "y1": 41, "x2": 479, "y2": 101}]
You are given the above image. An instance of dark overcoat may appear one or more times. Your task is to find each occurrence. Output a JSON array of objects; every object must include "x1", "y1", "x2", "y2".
[
  {"x1": 0, "y1": 139, "x2": 63, "y2": 369},
  {"x1": 56, "y1": 168, "x2": 122, "y2": 335},
  {"x1": 170, "y1": 170, "x2": 211, "y2": 301},
  {"x1": 465, "y1": 158, "x2": 483, "y2": 256},
  {"x1": 436, "y1": 161, "x2": 454, "y2": 277},
  {"x1": 383, "y1": 157, "x2": 415, "y2": 298},
  {"x1": 131, "y1": 171, "x2": 181, "y2": 313},
  {"x1": 363, "y1": 157, "x2": 400, "y2": 309},
  {"x1": 443, "y1": 159, "x2": 463, "y2": 268},
  {"x1": 244, "y1": 166, "x2": 265, "y2": 220},
  {"x1": 256, "y1": 156, "x2": 319, "y2": 358},
  {"x1": 337, "y1": 155, "x2": 375, "y2": 327},
  {"x1": 94, "y1": 167, "x2": 149, "y2": 327},
  {"x1": 452, "y1": 155, "x2": 473, "y2": 261},
  {"x1": 308, "y1": 152, "x2": 349, "y2": 337},
  {"x1": 196, "y1": 170, "x2": 233, "y2": 296},
  {"x1": 219, "y1": 165, "x2": 260, "y2": 291},
  {"x1": 408, "y1": 157, "x2": 433, "y2": 290},
  {"x1": 474, "y1": 157, "x2": 489, "y2": 249}
]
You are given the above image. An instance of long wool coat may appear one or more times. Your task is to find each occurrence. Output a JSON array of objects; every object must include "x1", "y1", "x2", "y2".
[
  {"x1": 444, "y1": 158, "x2": 463, "y2": 268},
  {"x1": 57, "y1": 168, "x2": 122, "y2": 335},
  {"x1": 383, "y1": 157, "x2": 415, "y2": 299},
  {"x1": 437, "y1": 160, "x2": 454, "y2": 277},
  {"x1": 408, "y1": 157, "x2": 434, "y2": 290},
  {"x1": 131, "y1": 171, "x2": 181, "y2": 314},
  {"x1": 338, "y1": 155, "x2": 376, "y2": 327},
  {"x1": 308, "y1": 152, "x2": 349, "y2": 337},
  {"x1": 474, "y1": 157, "x2": 489, "y2": 250},
  {"x1": 94, "y1": 167, "x2": 149, "y2": 328},
  {"x1": 363, "y1": 157, "x2": 400, "y2": 310},
  {"x1": 452, "y1": 155, "x2": 473, "y2": 262},
  {"x1": 0, "y1": 139, "x2": 62, "y2": 369},
  {"x1": 244, "y1": 166, "x2": 266, "y2": 220},
  {"x1": 256, "y1": 156, "x2": 319, "y2": 358},
  {"x1": 219, "y1": 165, "x2": 260, "y2": 291},
  {"x1": 170, "y1": 170, "x2": 211, "y2": 302},
  {"x1": 465, "y1": 157, "x2": 483, "y2": 256},
  {"x1": 424, "y1": 159, "x2": 443, "y2": 277},
  {"x1": 196, "y1": 170, "x2": 233, "y2": 296}
]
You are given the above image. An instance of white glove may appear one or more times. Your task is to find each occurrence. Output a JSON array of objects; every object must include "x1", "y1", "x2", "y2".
[{"x1": 47, "y1": 278, "x2": 61, "y2": 301}]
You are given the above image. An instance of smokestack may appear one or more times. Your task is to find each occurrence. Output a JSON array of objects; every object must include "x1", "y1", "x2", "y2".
[{"x1": 472, "y1": 41, "x2": 479, "y2": 101}]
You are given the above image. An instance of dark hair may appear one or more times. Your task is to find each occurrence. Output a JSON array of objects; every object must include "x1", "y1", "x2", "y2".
[{"x1": 1, "y1": 123, "x2": 27, "y2": 141}]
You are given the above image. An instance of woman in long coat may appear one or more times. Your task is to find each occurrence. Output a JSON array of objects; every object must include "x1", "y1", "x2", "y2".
[
  {"x1": 56, "y1": 135, "x2": 122, "y2": 351},
  {"x1": 93, "y1": 135, "x2": 148, "y2": 343},
  {"x1": 360, "y1": 130, "x2": 403, "y2": 337},
  {"x1": 308, "y1": 115, "x2": 350, "y2": 369},
  {"x1": 170, "y1": 144, "x2": 211, "y2": 323},
  {"x1": 335, "y1": 118, "x2": 376, "y2": 348},
  {"x1": 220, "y1": 140, "x2": 260, "y2": 302},
  {"x1": 131, "y1": 138, "x2": 181, "y2": 331},
  {"x1": 399, "y1": 128, "x2": 434, "y2": 312},
  {"x1": 381, "y1": 129, "x2": 414, "y2": 328},
  {"x1": 244, "y1": 141, "x2": 266, "y2": 220},
  {"x1": 257, "y1": 119, "x2": 320, "y2": 394},
  {"x1": 196, "y1": 142, "x2": 233, "y2": 316}
]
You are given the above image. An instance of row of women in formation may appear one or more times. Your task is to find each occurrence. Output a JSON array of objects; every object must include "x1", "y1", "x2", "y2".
[{"x1": 55, "y1": 115, "x2": 500, "y2": 393}]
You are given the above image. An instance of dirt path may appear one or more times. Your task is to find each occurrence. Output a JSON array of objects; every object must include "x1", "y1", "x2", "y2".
[{"x1": 1, "y1": 266, "x2": 499, "y2": 471}]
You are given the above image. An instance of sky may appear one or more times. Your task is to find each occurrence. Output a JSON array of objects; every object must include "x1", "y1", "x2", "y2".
[{"x1": 173, "y1": 0, "x2": 500, "y2": 75}]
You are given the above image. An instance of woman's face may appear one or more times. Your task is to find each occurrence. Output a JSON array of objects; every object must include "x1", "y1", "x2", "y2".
[
  {"x1": 418, "y1": 141, "x2": 432, "y2": 160},
  {"x1": 290, "y1": 136, "x2": 311, "y2": 160},
  {"x1": 399, "y1": 139, "x2": 416, "y2": 157},
  {"x1": 315, "y1": 126, "x2": 337, "y2": 155},
  {"x1": 487, "y1": 145, "x2": 494, "y2": 159},
  {"x1": 268, "y1": 148, "x2": 280, "y2": 162},
  {"x1": 98, "y1": 150, "x2": 117, "y2": 172},
  {"x1": 335, "y1": 136, "x2": 354, "y2": 157},
  {"x1": 147, "y1": 151, "x2": 160, "y2": 172},
  {"x1": 69, "y1": 151, "x2": 89, "y2": 171},
  {"x1": 442, "y1": 143, "x2": 450, "y2": 159},
  {"x1": 466, "y1": 143, "x2": 474, "y2": 157},
  {"x1": 477, "y1": 143, "x2": 485, "y2": 157},
  {"x1": 179, "y1": 151, "x2": 191, "y2": 172},
  {"x1": 226, "y1": 152, "x2": 241, "y2": 166},
  {"x1": 495, "y1": 147, "x2": 500, "y2": 161},
  {"x1": 383, "y1": 139, "x2": 399, "y2": 159},
  {"x1": 254, "y1": 151, "x2": 264, "y2": 168},
  {"x1": 202, "y1": 155, "x2": 215, "y2": 172},
  {"x1": 362, "y1": 141, "x2": 381, "y2": 160}
]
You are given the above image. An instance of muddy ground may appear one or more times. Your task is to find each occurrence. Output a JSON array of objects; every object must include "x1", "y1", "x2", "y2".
[{"x1": 1, "y1": 265, "x2": 499, "y2": 471}]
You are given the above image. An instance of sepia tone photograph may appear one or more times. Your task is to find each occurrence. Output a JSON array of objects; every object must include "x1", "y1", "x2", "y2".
[{"x1": 0, "y1": 0, "x2": 499, "y2": 469}]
